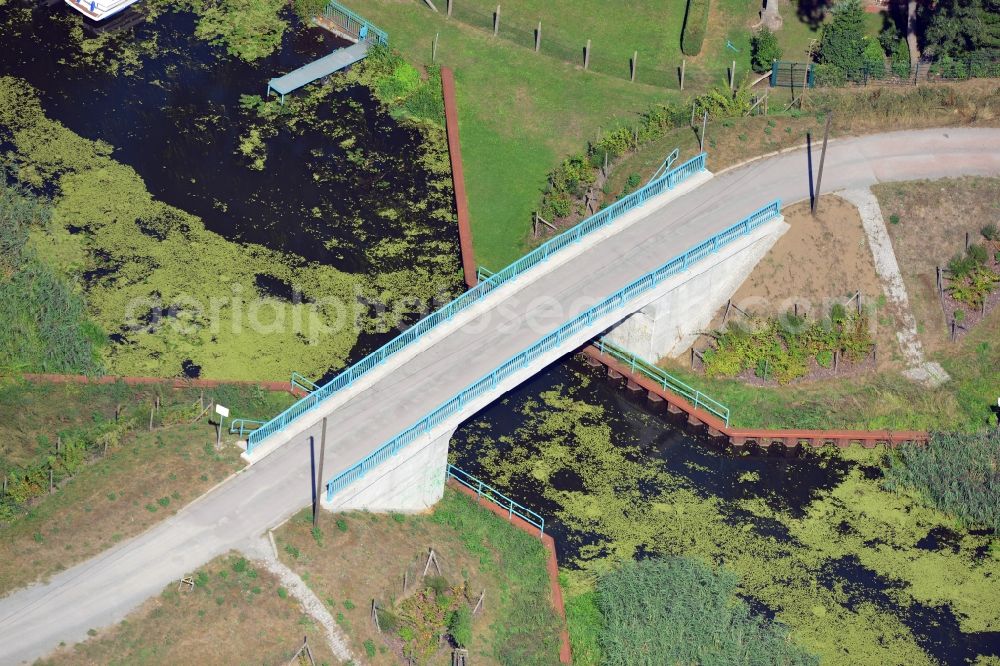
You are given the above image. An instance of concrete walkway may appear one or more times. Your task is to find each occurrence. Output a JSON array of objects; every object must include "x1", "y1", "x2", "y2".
[{"x1": 2, "y1": 128, "x2": 999, "y2": 664}]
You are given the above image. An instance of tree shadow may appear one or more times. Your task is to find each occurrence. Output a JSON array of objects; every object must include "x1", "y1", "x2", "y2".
[{"x1": 796, "y1": 0, "x2": 833, "y2": 30}]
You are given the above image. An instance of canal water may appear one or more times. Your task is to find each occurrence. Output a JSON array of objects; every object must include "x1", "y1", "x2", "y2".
[
  {"x1": 451, "y1": 357, "x2": 1000, "y2": 665},
  {"x1": 2, "y1": 3, "x2": 997, "y2": 664},
  {"x1": 1, "y1": 0, "x2": 462, "y2": 379}
]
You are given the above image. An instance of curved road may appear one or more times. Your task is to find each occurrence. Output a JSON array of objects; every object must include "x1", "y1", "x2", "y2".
[{"x1": 2, "y1": 128, "x2": 999, "y2": 663}]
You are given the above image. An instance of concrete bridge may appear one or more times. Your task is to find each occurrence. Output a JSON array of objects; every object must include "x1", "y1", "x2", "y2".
[{"x1": 2, "y1": 128, "x2": 1000, "y2": 663}]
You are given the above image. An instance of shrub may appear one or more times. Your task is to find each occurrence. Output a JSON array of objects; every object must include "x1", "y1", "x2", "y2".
[
  {"x1": 448, "y1": 607, "x2": 473, "y2": 648},
  {"x1": 889, "y1": 213, "x2": 900, "y2": 225},
  {"x1": 425, "y1": 575, "x2": 450, "y2": 597},
  {"x1": 596, "y1": 558, "x2": 817, "y2": 665},
  {"x1": 983, "y1": 223, "x2": 1000, "y2": 241},
  {"x1": 968, "y1": 243, "x2": 989, "y2": 265},
  {"x1": 277, "y1": 587, "x2": 288, "y2": 599},
  {"x1": 885, "y1": 430, "x2": 1000, "y2": 529},
  {"x1": 232, "y1": 557, "x2": 248, "y2": 573},
  {"x1": 336, "y1": 518, "x2": 348, "y2": 532},
  {"x1": 751, "y1": 27, "x2": 783, "y2": 73},
  {"x1": 812, "y1": 63, "x2": 848, "y2": 86},
  {"x1": 862, "y1": 37, "x2": 886, "y2": 78},
  {"x1": 363, "y1": 639, "x2": 376, "y2": 658},
  {"x1": 681, "y1": 0, "x2": 710, "y2": 56},
  {"x1": 819, "y1": 0, "x2": 867, "y2": 74},
  {"x1": 891, "y1": 38, "x2": 911, "y2": 78}
]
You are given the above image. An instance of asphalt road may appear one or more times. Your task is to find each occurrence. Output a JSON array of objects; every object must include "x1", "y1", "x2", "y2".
[{"x1": 2, "y1": 128, "x2": 999, "y2": 664}]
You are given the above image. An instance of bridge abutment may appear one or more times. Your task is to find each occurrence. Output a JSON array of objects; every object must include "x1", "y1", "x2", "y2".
[
  {"x1": 321, "y1": 425, "x2": 454, "y2": 514},
  {"x1": 605, "y1": 217, "x2": 789, "y2": 361}
]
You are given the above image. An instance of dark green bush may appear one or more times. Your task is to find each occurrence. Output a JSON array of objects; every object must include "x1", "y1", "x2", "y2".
[
  {"x1": 448, "y1": 607, "x2": 473, "y2": 648},
  {"x1": 596, "y1": 558, "x2": 817, "y2": 665},
  {"x1": 751, "y1": 27, "x2": 783, "y2": 73},
  {"x1": 819, "y1": 0, "x2": 867, "y2": 73},
  {"x1": 812, "y1": 63, "x2": 848, "y2": 86},
  {"x1": 885, "y1": 430, "x2": 1000, "y2": 529},
  {"x1": 983, "y1": 223, "x2": 1000, "y2": 241},
  {"x1": 862, "y1": 37, "x2": 887, "y2": 78},
  {"x1": 681, "y1": 0, "x2": 710, "y2": 56}
]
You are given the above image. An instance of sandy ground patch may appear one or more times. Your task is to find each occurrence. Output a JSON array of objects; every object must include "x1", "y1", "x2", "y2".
[
  {"x1": 715, "y1": 196, "x2": 898, "y2": 368},
  {"x1": 872, "y1": 176, "x2": 1000, "y2": 354}
]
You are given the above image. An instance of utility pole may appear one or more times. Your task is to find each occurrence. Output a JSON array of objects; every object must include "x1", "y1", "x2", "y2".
[
  {"x1": 812, "y1": 112, "x2": 832, "y2": 215},
  {"x1": 699, "y1": 110, "x2": 708, "y2": 151},
  {"x1": 806, "y1": 130, "x2": 815, "y2": 210},
  {"x1": 314, "y1": 418, "x2": 327, "y2": 527}
]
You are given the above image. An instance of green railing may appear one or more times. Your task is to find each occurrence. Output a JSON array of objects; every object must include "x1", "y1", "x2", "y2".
[
  {"x1": 447, "y1": 464, "x2": 545, "y2": 535},
  {"x1": 229, "y1": 419, "x2": 266, "y2": 438},
  {"x1": 595, "y1": 339, "x2": 730, "y2": 425},
  {"x1": 323, "y1": 0, "x2": 388, "y2": 47}
]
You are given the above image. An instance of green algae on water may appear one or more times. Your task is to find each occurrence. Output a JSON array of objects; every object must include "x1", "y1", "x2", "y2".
[{"x1": 452, "y1": 367, "x2": 1000, "y2": 665}]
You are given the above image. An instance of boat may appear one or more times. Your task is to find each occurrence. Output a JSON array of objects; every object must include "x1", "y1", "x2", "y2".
[{"x1": 64, "y1": 0, "x2": 141, "y2": 22}]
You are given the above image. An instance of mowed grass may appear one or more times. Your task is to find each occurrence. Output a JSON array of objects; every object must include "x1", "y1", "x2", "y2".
[
  {"x1": 352, "y1": 1, "x2": 676, "y2": 268},
  {"x1": 274, "y1": 487, "x2": 562, "y2": 664},
  {"x1": 0, "y1": 380, "x2": 293, "y2": 597},
  {"x1": 36, "y1": 552, "x2": 337, "y2": 665}
]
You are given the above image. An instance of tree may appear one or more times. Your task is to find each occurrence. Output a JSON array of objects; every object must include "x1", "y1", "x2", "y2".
[
  {"x1": 818, "y1": 0, "x2": 867, "y2": 73},
  {"x1": 922, "y1": 0, "x2": 1000, "y2": 57},
  {"x1": 751, "y1": 27, "x2": 783, "y2": 73}
]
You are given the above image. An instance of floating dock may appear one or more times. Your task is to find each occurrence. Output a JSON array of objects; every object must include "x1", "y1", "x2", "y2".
[
  {"x1": 266, "y1": 0, "x2": 388, "y2": 104},
  {"x1": 267, "y1": 42, "x2": 370, "y2": 103}
]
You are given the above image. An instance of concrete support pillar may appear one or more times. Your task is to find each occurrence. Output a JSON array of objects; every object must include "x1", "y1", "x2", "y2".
[
  {"x1": 323, "y1": 425, "x2": 454, "y2": 514},
  {"x1": 604, "y1": 218, "x2": 789, "y2": 361}
]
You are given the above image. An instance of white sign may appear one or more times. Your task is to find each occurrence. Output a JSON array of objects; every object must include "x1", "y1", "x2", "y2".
[{"x1": 215, "y1": 404, "x2": 230, "y2": 418}]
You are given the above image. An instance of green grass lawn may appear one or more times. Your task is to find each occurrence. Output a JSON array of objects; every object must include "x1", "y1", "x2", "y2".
[{"x1": 351, "y1": 0, "x2": 757, "y2": 269}]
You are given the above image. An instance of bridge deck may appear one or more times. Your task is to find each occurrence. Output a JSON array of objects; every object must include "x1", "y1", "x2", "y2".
[
  {"x1": 4, "y1": 129, "x2": 1000, "y2": 663},
  {"x1": 267, "y1": 42, "x2": 369, "y2": 98}
]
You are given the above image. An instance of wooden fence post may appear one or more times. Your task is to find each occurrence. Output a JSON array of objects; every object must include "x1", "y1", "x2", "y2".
[
  {"x1": 631, "y1": 50, "x2": 637, "y2": 82},
  {"x1": 730, "y1": 60, "x2": 736, "y2": 90},
  {"x1": 584, "y1": 39, "x2": 591, "y2": 69},
  {"x1": 447, "y1": 0, "x2": 452, "y2": 17},
  {"x1": 432, "y1": 32, "x2": 439, "y2": 61},
  {"x1": 680, "y1": 58, "x2": 686, "y2": 90},
  {"x1": 535, "y1": 21, "x2": 541, "y2": 52},
  {"x1": 493, "y1": 4, "x2": 499, "y2": 36}
]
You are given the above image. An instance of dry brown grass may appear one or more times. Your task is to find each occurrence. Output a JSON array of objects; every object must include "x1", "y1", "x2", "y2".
[
  {"x1": 36, "y1": 552, "x2": 336, "y2": 666},
  {"x1": 873, "y1": 176, "x2": 1000, "y2": 354},
  {"x1": 276, "y1": 508, "x2": 504, "y2": 665},
  {"x1": 274, "y1": 489, "x2": 561, "y2": 666}
]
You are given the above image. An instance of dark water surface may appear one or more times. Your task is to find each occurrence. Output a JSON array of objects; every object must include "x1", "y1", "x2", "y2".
[
  {"x1": 451, "y1": 356, "x2": 1000, "y2": 665},
  {"x1": 0, "y1": 2, "x2": 451, "y2": 275}
]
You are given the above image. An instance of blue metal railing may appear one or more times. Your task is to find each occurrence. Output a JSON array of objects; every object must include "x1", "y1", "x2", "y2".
[
  {"x1": 595, "y1": 339, "x2": 730, "y2": 425},
  {"x1": 246, "y1": 152, "x2": 708, "y2": 454},
  {"x1": 323, "y1": 0, "x2": 388, "y2": 47},
  {"x1": 229, "y1": 419, "x2": 266, "y2": 438},
  {"x1": 446, "y1": 465, "x2": 545, "y2": 535},
  {"x1": 291, "y1": 372, "x2": 319, "y2": 394},
  {"x1": 324, "y1": 199, "x2": 782, "y2": 501}
]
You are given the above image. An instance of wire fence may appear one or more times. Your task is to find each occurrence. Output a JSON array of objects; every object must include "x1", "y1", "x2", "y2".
[
  {"x1": 442, "y1": 0, "x2": 691, "y2": 89},
  {"x1": 811, "y1": 53, "x2": 1000, "y2": 88}
]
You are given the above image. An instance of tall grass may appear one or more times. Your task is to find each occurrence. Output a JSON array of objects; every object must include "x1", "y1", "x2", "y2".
[
  {"x1": 885, "y1": 430, "x2": 1000, "y2": 530},
  {"x1": 431, "y1": 489, "x2": 562, "y2": 665},
  {"x1": 0, "y1": 183, "x2": 104, "y2": 375},
  {"x1": 596, "y1": 558, "x2": 817, "y2": 666}
]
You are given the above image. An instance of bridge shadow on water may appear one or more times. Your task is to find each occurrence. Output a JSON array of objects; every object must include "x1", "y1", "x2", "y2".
[{"x1": 450, "y1": 353, "x2": 1000, "y2": 664}]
